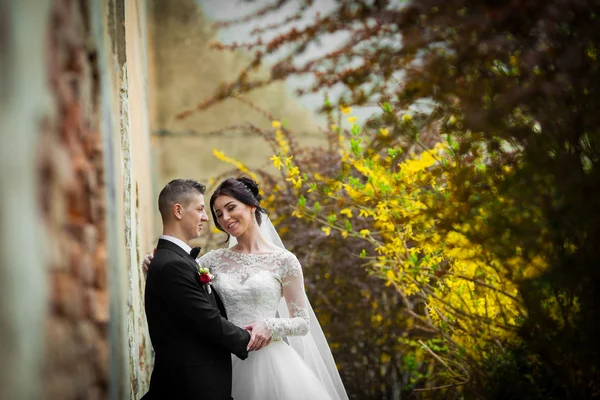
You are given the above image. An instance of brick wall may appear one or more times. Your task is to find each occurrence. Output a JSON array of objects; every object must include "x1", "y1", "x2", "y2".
[{"x1": 41, "y1": 0, "x2": 109, "y2": 398}]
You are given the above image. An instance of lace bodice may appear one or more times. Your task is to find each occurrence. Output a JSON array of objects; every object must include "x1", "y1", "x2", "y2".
[{"x1": 198, "y1": 248, "x2": 310, "y2": 341}]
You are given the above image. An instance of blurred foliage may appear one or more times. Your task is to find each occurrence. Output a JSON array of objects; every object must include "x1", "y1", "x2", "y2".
[{"x1": 187, "y1": 0, "x2": 600, "y2": 398}]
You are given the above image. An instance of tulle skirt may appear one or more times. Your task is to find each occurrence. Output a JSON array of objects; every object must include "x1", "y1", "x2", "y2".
[{"x1": 231, "y1": 340, "x2": 333, "y2": 400}]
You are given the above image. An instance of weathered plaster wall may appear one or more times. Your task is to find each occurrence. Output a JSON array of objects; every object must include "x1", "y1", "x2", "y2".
[
  {"x1": 123, "y1": 0, "x2": 154, "y2": 397},
  {"x1": 100, "y1": 0, "x2": 154, "y2": 397}
]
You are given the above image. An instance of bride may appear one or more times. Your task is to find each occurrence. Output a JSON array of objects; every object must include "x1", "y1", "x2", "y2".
[
  {"x1": 144, "y1": 177, "x2": 348, "y2": 400},
  {"x1": 203, "y1": 177, "x2": 348, "y2": 400}
]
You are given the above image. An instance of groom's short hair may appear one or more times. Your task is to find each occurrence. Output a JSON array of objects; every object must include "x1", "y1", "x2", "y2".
[{"x1": 158, "y1": 179, "x2": 206, "y2": 221}]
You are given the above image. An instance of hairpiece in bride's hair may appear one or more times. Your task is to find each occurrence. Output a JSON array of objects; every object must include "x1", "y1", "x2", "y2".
[{"x1": 239, "y1": 180, "x2": 254, "y2": 196}]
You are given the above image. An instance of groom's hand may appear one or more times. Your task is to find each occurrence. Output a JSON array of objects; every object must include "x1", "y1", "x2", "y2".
[
  {"x1": 142, "y1": 252, "x2": 154, "y2": 274},
  {"x1": 244, "y1": 321, "x2": 272, "y2": 351}
]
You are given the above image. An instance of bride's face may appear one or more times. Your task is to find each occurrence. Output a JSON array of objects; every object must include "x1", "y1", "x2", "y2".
[{"x1": 212, "y1": 195, "x2": 256, "y2": 237}]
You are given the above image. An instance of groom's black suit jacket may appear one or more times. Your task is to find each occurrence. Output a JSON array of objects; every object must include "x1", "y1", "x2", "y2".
[{"x1": 142, "y1": 239, "x2": 250, "y2": 400}]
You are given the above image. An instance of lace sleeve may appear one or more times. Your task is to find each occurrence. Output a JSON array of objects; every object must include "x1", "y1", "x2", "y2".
[{"x1": 263, "y1": 254, "x2": 310, "y2": 340}]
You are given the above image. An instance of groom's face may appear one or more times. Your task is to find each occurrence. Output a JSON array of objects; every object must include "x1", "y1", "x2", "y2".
[{"x1": 178, "y1": 193, "x2": 209, "y2": 242}]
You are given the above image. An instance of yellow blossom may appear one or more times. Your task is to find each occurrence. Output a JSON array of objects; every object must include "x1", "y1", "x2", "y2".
[
  {"x1": 402, "y1": 114, "x2": 412, "y2": 122},
  {"x1": 275, "y1": 129, "x2": 289, "y2": 155},
  {"x1": 272, "y1": 120, "x2": 281, "y2": 128},
  {"x1": 340, "y1": 105, "x2": 352, "y2": 114},
  {"x1": 288, "y1": 166, "x2": 300, "y2": 177},
  {"x1": 386, "y1": 270, "x2": 396, "y2": 281},
  {"x1": 341, "y1": 230, "x2": 349, "y2": 238},
  {"x1": 212, "y1": 149, "x2": 255, "y2": 179},
  {"x1": 321, "y1": 227, "x2": 331, "y2": 236},
  {"x1": 286, "y1": 176, "x2": 302, "y2": 189},
  {"x1": 340, "y1": 208, "x2": 353, "y2": 218},
  {"x1": 348, "y1": 116, "x2": 357, "y2": 123},
  {"x1": 360, "y1": 229, "x2": 370, "y2": 237},
  {"x1": 379, "y1": 128, "x2": 389, "y2": 137},
  {"x1": 213, "y1": 149, "x2": 226, "y2": 161},
  {"x1": 285, "y1": 156, "x2": 294, "y2": 168},
  {"x1": 313, "y1": 172, "x2": 325, "y2": 181},
  {"x1": 270, "y1": 155, "x2": 283, "y2": 170}
]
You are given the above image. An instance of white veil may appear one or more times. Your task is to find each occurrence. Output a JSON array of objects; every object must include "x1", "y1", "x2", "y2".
[{"x1": 229, "y1": 214, "x2": 349, "y2": 400}]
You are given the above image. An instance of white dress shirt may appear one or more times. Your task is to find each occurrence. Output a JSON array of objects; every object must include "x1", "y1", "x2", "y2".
[{"x1": 159, "y1": 235, "x2": 192, "y2": 255}]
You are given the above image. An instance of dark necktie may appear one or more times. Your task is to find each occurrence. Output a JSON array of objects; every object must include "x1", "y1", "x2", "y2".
[{"x1": 190, "y1": 246, "x2": 202, "y2": 259}]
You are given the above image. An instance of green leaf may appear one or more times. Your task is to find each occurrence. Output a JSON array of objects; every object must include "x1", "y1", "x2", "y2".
[
  {"x1": 348, "y1": 176, "x2": 361, "y2": 188},
  {"x1": 350, "y1": 138, "x2": 363, "y2": 157},
  {"x1": 409, "y1": 253, "x2": 419, "y2": 265},
  {"x1": 387, "y1": 147, "x2": 403, "y2": 158},
  {"x1": 345, "y1": 220, "x2": 353, "y2": 231},
  {"x1": 297, "y1": 195, "x2": 307, "y2": 208}
]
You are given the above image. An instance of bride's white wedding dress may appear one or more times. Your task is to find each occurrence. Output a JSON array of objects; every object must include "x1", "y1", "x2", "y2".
[{"x1": 199, "y1": 248, "x2": 340, "y2": 400}]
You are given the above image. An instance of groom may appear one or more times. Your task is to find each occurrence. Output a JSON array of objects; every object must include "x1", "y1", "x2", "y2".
[{"x1": 142, "y1": 179, "x2": 251, "y2": 400}]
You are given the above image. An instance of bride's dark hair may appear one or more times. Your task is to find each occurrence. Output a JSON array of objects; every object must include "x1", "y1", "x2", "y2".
[{"x1": 209, "y1": 177, "x2": 268, "y2": 234}]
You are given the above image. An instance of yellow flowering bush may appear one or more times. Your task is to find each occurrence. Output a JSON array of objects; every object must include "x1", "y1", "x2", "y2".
[
  {"x1": 211, "y1": 104, "x2": 566, "y2": 394},
  {"x1": 283, "y1": 122, "x2": 528, "y2": 376}
]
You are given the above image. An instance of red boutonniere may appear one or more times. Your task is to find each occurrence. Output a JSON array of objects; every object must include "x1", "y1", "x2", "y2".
[{"x1": 197, "y1": 267, "x2": 214, "y2": 294}]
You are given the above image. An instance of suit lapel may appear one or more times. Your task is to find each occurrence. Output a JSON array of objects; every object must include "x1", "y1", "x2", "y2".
[
  {"x1": 156, "y1": 239, "x2": 200, "y2": 282},
  {"x1": 157, "y1": 239, "x2": 196, "y2": 263},
  {"x1": 156, "y1": 239, "x2": 227, "y2": 317}
]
